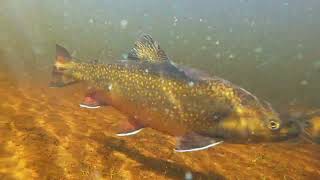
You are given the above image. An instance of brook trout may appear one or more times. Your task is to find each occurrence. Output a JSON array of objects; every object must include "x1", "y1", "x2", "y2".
[{"x1": 50, "y1": 34, "x2": 298, "y2": 152}]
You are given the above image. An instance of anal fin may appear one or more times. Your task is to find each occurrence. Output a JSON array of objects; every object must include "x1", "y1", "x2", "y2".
[
  {"x1": 116, "y1": 119, "x2": 144, "y2": 137},
  {"x1": 175, "y1": 133, "x2": 223, "y2": 152}
]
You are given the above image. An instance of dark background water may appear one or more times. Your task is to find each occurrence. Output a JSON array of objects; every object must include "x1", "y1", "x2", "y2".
[{"x1": 1, "y1": 0, "x2": 320, "y2": 108}]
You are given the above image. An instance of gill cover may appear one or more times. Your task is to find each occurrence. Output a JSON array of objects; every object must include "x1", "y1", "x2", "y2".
[{"x1": 49, "y1": 44, "x2": 77, "y2": 87}]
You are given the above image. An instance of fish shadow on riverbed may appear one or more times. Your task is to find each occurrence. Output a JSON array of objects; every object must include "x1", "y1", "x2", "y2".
[{"x1": 90, "y1": 134, "x2": 225, "y2": 180}]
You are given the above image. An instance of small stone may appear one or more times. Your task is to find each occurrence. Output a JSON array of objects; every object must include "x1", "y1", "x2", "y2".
[
  {"x1": 108, "y1": 84, "x2": 113, "y2": 90},
  {"x1": 229, "y1": 54, "x2": 235, "y2": 59},
  {"x1": 120, "y1": 19, "x2": 128, "y2": 29},
  {"x1": 188, "y1": 81, "x2": 194, "y2": 87},
  {"x1": 185, "y1": 171, "x2": 193, "y2": 180},
  {"x1": 254, "y1": 47, "x2": 263, "y2": 53},
  {"x1": 300, "y1": 80, "x2": 308, "y2": 86}
]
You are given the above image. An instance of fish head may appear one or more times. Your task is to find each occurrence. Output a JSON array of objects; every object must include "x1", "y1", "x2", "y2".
[
  {"x1": 215, "y1": 100, "x2": 300, "y2": 143},
  {"x1": 258, "y1": 101, "x2": 282, "y2": 131}
]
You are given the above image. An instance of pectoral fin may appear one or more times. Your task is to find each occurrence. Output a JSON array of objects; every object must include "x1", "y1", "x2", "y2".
[
  {"x1": 80, "y1": 96, "x2": 103, "y2": 109},
  {"x1": 116, "y1": 120, "x2": 144, "y2": 136},
  {"x1": 80, "y1": 88, "x2": 108, "y2": 109},
  {"x1": 175, "y1": 133, "x2": 223, "y2": 152}
]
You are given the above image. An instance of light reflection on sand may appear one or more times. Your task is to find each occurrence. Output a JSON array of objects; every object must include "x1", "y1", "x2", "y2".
[{"x1": 0, "y1": 71, "x2": 319, "y2": 180}]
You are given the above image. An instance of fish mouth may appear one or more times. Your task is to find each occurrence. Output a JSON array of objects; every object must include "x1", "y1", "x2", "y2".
[{"x1": 274, "y1": 120, "x2": 301, "y2": 141}]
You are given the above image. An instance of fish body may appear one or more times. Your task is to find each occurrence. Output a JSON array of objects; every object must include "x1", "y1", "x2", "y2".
[{"x1": 50, "y1": 34, "x2": 299, "y2": 152}]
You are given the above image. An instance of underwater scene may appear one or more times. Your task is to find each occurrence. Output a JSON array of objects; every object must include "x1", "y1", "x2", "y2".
[{"x1": 0, "y1": 0, "x2": 320, "y2": 179}]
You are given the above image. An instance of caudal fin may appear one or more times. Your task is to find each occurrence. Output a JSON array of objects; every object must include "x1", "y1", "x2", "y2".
[
  {"x1": 49, "y1": 44, "x2": 77, "y2": 87},
  {"x1": 56, "y1": 44, "x2": 72, "y2": 63}
]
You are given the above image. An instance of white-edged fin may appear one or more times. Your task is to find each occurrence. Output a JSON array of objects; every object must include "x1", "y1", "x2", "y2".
[
  {"x1": 117, "y1": 128, "x2": 144, "y2": 137},
  {"x1": 175, "y1": 141, "x2": 223, "y2": 152},
  {"x1": 116, "y1": 120, "x2": 144, "y2": 137},
  {"x1": 174, "y1": 133, "x2": 223, "y2": 152},
  {"x1": 80, "y1": 88, "x2": 107, "y2": 109},
  {"x1": 79, "y1": 104, "x2": 101, "y2": 109}
]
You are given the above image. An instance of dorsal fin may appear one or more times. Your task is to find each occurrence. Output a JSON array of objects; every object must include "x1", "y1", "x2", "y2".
[
  {"x1": 127, "y1": 34, "x2": 169, "y2": 62},
  {"x1": 126, "y1": 34, "x2": 208, "y2": 83}
]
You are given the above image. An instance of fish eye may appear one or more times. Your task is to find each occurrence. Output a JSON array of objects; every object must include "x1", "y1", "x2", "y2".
[{"x1": 269, "y1": 120, "x2": 280, "y2": 130}]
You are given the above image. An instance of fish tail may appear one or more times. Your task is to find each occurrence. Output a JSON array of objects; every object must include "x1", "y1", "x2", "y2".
[{"x1": 49, "y1": 44, "x2": 77, "y2": 87}]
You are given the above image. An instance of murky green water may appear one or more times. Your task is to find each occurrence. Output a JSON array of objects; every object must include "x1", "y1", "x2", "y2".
[{"x1": 0, "y1": 1, "x2": 319, "y2": 179}]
